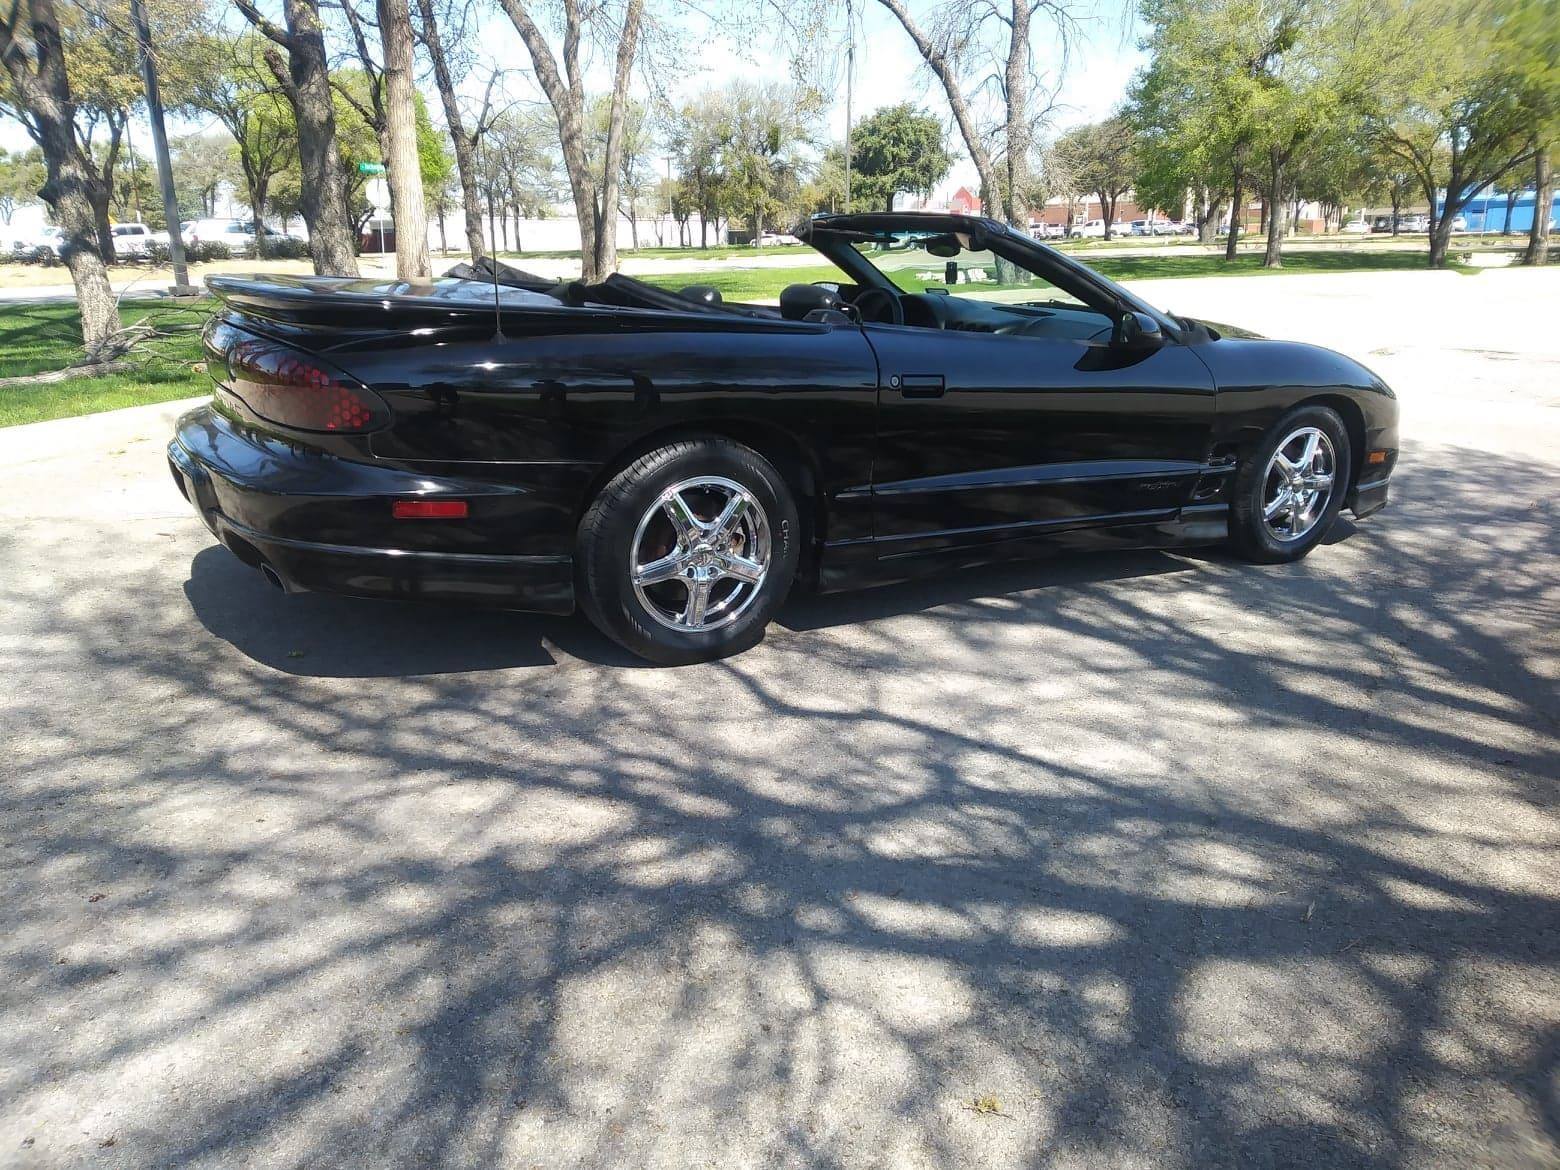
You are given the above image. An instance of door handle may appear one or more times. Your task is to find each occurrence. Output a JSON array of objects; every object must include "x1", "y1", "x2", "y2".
[{"x1": 897, "y1": 374, "x2": 945, "y2": 398}]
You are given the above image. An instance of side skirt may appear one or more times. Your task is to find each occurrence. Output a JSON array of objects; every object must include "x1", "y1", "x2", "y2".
[{"x1": 814, "y1": 504, "x2": 1230, "y2": 594}]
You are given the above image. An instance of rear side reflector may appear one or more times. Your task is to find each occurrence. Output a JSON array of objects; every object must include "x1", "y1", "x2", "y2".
[
  {"x1": 206, "y1": 320, "x2": 390, "y2": 434},
  {"x1": 392, "y1": 499, "x2": 469, "y2": 520},
  {"x1": 1367, "y1": 449, "x2": 1389, "y2": 465}
]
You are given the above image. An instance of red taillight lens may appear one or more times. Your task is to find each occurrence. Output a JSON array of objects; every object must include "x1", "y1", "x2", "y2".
[
  {"x1": 392, "y1": 499, "x2": 469, "y2": 520},
  {"x1": 215, "y1": 327, "x2": 389, "y2": 433}
]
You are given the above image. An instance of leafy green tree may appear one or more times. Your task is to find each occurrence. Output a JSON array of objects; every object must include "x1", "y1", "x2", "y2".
[
  {"x1": 1361, "y1": 0, "x2": 1543, "y2": 266},
  {"x1": 0, "y1": 147, "x2": 46, "y2": 225},
  {"x1": 849, "y1": 103, "x2": 950, "y2": 212},
  {"x1": 174, "y1": 33, "x2": 298, "y2": 251},
  {"x1": 670, "y1": 90, "x2": 730, "y2": 247},
  {"x1": 715, "y1": 82, "x2": 817, "y2": 241},
  {"x1": 1054, "y1": 115, "x2": 1138, "y2": 239}
]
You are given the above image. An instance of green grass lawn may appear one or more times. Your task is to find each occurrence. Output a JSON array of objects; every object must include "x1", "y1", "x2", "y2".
[{"x1": 0, "y1": 299, "x2": 212, "y2": 428}]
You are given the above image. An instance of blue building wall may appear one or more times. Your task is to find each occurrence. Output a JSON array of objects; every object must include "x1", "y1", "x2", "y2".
[{"x1": 1438, "y1": 189, "x2": 1560, "y2": 233}]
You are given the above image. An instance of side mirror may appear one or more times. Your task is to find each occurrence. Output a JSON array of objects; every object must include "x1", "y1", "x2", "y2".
[{"x1": 1113, "y1": 310, "x2": 1165, "y2": 349}]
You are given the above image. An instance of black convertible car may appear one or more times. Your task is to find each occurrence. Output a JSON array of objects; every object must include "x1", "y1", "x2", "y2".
[{"x1": 169, "y1": 212, "x2": 1397, "y2": 664}]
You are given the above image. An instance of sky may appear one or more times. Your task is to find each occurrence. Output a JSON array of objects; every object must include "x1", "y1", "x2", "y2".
[{"x1": 1, "y1": 0, "x2": 1146, "y2": 204}]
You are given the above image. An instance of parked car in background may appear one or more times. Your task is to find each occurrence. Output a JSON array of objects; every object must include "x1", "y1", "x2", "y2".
[
  {"x1": 1130, "y1": 220, "x2": 1151, "y2": 236},
  {"x1": 1029, "y1": 222, "x2": 1065, "y2": 240},
  {"x1": 25, "y1": 224, "x2": 64, "y2": 262},
  {"x1": 111, "y1": 222, "x2": 153, "y2": 258},
  {"x1": 1069, "y1": 220, "x2": 1106, "y2": 238},
  {"x1": 1448, "y1": 214, "x2": 1468, "y2": 232},
  {"x1": 1341, "y1": 218, "x2": 1372, "y2": 234},
  {"x1": 186, "y1": 218, "x2": 258, "y2": 256},
  {"x1": 1399, "y1": 214, "x2": 1430, "y2": 233},
  {"x1": 758, "y1": 230, "x2": 800, "y2": 246}
]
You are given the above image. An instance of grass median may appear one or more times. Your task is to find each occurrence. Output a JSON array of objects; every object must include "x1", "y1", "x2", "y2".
[{"x1": 0, "y1": 300, "x2": 212, "y2": 428}]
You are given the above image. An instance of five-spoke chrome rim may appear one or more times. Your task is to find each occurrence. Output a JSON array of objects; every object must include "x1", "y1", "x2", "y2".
[
  {"x1": 630, "y1": 476, "x2": 771, "y2": 633},
  {"x1": 1262, "y1": 426, "x2": 1336, "y2": 542}
]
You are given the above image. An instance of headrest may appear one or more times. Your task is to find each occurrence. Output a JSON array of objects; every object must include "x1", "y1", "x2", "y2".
[{"x1": 779, "y1": 283, "x2": 840, "y2": 321}]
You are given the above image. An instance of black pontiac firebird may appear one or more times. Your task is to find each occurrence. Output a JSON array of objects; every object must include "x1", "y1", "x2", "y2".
[{"x1": 169, "y1": 212, "x2": 1398, "y2": 664}]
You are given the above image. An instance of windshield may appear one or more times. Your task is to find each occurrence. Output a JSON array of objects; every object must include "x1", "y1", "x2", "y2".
[{"x1": 848, "y1": 229, "x2": 1094, "y2": 311}]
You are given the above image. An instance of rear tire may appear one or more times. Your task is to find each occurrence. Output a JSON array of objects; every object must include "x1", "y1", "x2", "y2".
[
  {"x1": 1229, "y1": 405, "x2": 1352, "y2": 564},
  {"x1": 577, "y1": 438, "x2": 800, "y2": 665}
]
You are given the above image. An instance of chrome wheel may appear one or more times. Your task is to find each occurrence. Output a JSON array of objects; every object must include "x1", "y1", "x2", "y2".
[
  {"x1": 1262, "y1": 426, "x2": 1336, "y2": 542},
  {"x1": 630, "y1": 475, "x2": 771, "y2": 633}
]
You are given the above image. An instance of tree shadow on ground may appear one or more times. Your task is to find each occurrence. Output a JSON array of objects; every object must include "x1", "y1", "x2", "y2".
[{"x1": 1, "y1": 442, "x2": 1556, "y2": 1168}]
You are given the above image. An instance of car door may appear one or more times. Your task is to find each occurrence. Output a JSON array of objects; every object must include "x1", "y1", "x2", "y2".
[{"x1": 863, "y1": 320, "x2": 1217, "y2": 558}]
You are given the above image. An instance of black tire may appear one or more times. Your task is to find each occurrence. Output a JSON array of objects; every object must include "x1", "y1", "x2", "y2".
[
  {"x1": 1229, "y1": 404, "x2": 1353, "y2": 564},
  {"x1": 577, "y1": 438, "x2": 801, "y2": 665}
]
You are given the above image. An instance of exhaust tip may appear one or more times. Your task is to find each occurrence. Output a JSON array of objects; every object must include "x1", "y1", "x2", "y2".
[{"x1": 258, "y1": 563, "x2": 286, "y2": 592}]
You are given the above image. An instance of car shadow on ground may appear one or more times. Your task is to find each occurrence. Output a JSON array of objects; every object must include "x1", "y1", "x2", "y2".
[{"x1": 183, "y1": 542, "x2": 1203, "y2": 677}]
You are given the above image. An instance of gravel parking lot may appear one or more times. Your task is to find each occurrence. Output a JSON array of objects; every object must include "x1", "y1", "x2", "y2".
[{"x1": 1, "y1": 268, "x2": 1556, "y2": 1169}]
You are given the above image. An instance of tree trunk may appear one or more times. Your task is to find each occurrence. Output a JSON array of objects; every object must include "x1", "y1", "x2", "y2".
[
  {"x1": 1502, "y1": 188, "x2": 1517, "y2": 235},
  {"x1": 1525, "y1": 150, "x2": 1552, "y2": 266},
  {"x1": 591, "y1": 0, "x2": 643, "y2": 278},
  {"x1": 1225, "y1": 168, "x2": 1243, "y2": 262},
  {"x1": 416, "y1": 0, "x2": 485, "y2": 260},
  {"x1": 874, "y1": 0, "x2": 1002, "y2": 225},
  {"x1": 377, "y1": 0, "x2": 429, "y2": 278},
  {"x1": 248, "y1": 0, "x2": 359, "y2": 274},
  {"x1": 1263, "y1": 161, "x2": 1285, "y2": 269},
  {"x1": 1428, "y1": 215, "x2": 1454, "y2": 267},
  {"x1": 1001, "y1": 0, "x2": 1030, "y2": 228},
  {"x1": 0, "y1": 0, "x2": 120, "y2": 357},
  {"x1": 249, "y1": 178, "x2": 270, "y2": 257}
]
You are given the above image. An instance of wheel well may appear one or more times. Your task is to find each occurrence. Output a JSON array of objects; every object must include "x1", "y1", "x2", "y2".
[
  {"x1": 579, "y1": 421, "x2": 827, "y2": 584},
  {"x1": 1303, "y1": 394, "x2": 1367, "y2": 492}
]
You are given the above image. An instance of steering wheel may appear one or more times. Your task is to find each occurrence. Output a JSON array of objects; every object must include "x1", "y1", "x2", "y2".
[{"x1": 854, "y1": 287, "x2": 904, "y2": 326}]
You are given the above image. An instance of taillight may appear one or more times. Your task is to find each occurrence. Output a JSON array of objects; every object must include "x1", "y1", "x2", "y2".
[{"x1": 211, "y1": 323, "x2": 389, "y2": 433}]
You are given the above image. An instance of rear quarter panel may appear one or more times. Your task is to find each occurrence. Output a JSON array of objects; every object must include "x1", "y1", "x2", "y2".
[{"x1": 321, "y1": 314, "x2": 883, "y2": 546}]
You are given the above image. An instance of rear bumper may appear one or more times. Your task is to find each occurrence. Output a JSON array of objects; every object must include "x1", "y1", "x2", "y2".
[{"x1": 168, "y1": 407, "x2": 574, "y2": 613}]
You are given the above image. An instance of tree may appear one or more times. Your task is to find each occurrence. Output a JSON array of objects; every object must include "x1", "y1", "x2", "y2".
[
  {"x1": 1055, "y1": 115, "x2": 1136, "y2": 239},
  {"x1": 174, "y1": 33, "x2": 297, "y2": 253},
  {"x1": 413, "y1": 0, "x2": 502, "y2": 260},
  {"x1": 873, "y1": 0, "x2": 1074, "y2": 229},
  {"x1": 671, "y1": 90, "x2": 730, "y2": 247},
  {"x1": 0, "y1": 146, "x2": 45, "y2": 224},
  {"x1": 714, "y1": 81, "x2": 816, "y2": 241},
  {"x1": 1363, "y1": 0, "x2": 1540, "y2": 267},
  {"x1": 586, "y1": 95, "x2": 652, "y2": 250},
  {"x1": 497, "y1": 0, "x2": 644, "y2": 282},
  {"x1": 376, "y1": 0, "x2": 429, "y2": 277},
  {"x1": 168, "y1": 133, "x2": 230, "y2": 219},
  {"x1": 849, "y1": 103, "x2": 950, "y2": 212},
  {"x1": 234, "y1": 0, "x2": 359, "y2": 274},
  {"x1": 0, "y1": 0, "x2": 120, "y2": 360}
]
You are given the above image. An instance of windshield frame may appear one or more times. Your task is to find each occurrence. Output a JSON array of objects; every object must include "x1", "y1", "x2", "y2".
[{"x1": 800, "y1": 215, "x2": 1185, "y2": 340}]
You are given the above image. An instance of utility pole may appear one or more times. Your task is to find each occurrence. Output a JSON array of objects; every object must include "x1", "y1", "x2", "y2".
[
  {"x1": 130, "y1": 0, "x2": 195, "y2": 294},
  {"x1": 843, "y1": 0, "x2": 854, "y2": 215}
]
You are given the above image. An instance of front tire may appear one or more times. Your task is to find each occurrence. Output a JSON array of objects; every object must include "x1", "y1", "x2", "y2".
[
  {"x1": 577, "y1": 438, "x2": 800, "y2": 665},
  {"x1": 1229, "y1": 405, "x2": 1352, "y2": 564}
]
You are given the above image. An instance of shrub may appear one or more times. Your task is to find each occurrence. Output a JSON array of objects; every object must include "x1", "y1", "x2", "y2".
[
  {"x1": 257, "y1": 235, "x2": 310, "y2": 260},
  {"x1": 147, "y1": 239, "x2": 232, "y2": 264}
]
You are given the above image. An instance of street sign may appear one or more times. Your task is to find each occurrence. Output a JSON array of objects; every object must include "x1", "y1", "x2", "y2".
[{"x1": 358, "y1": 162, "x2": 386, "y2": 175}]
